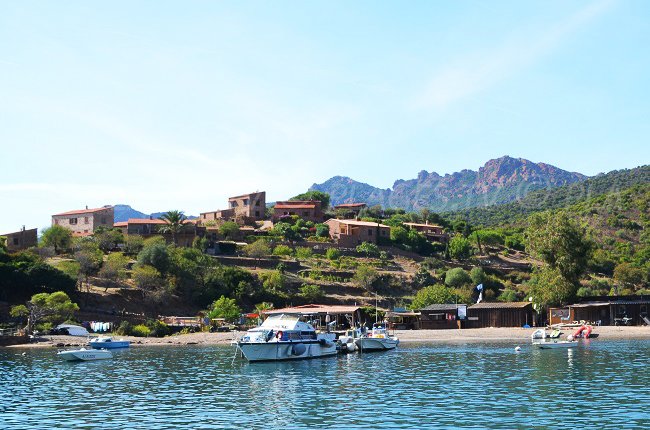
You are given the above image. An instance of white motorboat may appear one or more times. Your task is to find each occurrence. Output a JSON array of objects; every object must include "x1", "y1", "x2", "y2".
[
  {"x1": 355, "y1": 324, "x2": 399, "y2": 352},
  {"x1": 89, "y1": 336, "x2": 130, "y2": 349},
  {"x1": 234, "y1": 313, "x2": 337, "y2": 362},
  {"x1": 533, "y1": 341, "x2": 577, "y2": 349},
  {"x1": 338, "y1": 328, "x2": 362, "y2": 353},
  {"x1": 57, "y1": 347, "x2": 113, "y2": 361}
]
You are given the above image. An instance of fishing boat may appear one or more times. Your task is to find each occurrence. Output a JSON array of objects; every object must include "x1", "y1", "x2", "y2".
[
  {"x1": 88, "y1": 336, "x2": 130, "y2": 349},
  {"x1": 355, "y1": 323, "x2": 399, "y2": 352},
  {"x1": 57, "y1": 347, "x2": 113, "y2": 361},
  {"x1": 234, "y1": 313, "x2": 337, "y2": 362}
]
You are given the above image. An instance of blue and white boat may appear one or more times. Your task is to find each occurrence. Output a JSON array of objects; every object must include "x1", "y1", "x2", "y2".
[{"x1": 88, "y1": 336, "x2": 130, "y2": 349}]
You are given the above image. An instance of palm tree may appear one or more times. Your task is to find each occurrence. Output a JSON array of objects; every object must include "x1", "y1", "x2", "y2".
[{"x1": 159, "y1": 210, "x2": 187, "y2": 246}]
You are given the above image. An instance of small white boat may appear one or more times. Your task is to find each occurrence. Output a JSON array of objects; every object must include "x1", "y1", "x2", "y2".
[
  {"x1": 355, "y1": 324, "x2": 399, "y2": 352},
  {"x1": 533, "y1": 341, "x2": 577, "y2": 349},
  {"x1": 89, "y1": 336, "x2": 130, "y2": 349},
  {"x1": 57, "y1": 347, "x2": 113, "y2": 361},
  {"x1": 338, "y1": 328, "x2": 362, "y2": 353},
  {"x1": 235, "y1": 313, "x2": 337, "y2": 362}
]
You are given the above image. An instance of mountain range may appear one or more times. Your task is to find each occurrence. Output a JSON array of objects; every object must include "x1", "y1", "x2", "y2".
[
  {"x1": 113, "y1": 205, "x2": 197, "y2": 223},
  {"x1": 310, "y1": 156, "x2": 587, "y2": 211}
]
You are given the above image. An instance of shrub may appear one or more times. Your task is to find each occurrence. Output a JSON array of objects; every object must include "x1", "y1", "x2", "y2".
[
  {"x1": 131, "y1": 324, "x2": 151, "y2": 337},
  {"x1": 445, "y1": 268, "x2": 472, "y2": 288},
  {"x1": 146, "y1": 319, "x2": 170, "y2": 337},
  {"x1": 295, "y1": 247, "x2": 313, "y2": 259},
  {"x1": 273, "y1": 245, "x2": 293, "y2": 256},
  {"x1": 326, "y1": 248, "x2": 341, "y2": 260},
  {"x1": 299, "y1": 284, "x2": 324, "y2": 302},
  {"x1": 115, "y1": 321, "x2": 133, "y2": 336},
  {"x1": 356, "y1": 242, "x2": 380, "y2": 257}
]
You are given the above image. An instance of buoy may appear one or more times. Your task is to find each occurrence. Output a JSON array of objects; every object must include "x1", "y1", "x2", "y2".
[{"x1": 514, "y1": 346, "x2": 521, "y2": 352}]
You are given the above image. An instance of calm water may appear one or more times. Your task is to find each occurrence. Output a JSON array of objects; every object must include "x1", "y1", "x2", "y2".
[{"x1": 1, "y1": 340, "x2": 649, "y2": 429}]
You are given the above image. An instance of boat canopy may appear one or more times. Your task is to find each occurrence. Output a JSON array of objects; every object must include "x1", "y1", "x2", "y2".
[{"x1": 258, "y1": 314, "x2": 315, "y2": 332}]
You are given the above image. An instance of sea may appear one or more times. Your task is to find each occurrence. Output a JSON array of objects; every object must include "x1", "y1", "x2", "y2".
[{"x1": 1, "y1": 339, "x2": 648, "y2": 429}]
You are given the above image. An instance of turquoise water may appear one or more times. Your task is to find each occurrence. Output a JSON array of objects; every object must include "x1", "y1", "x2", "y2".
[{"x1": 1, "y1": 340, "x2": 649, "y2": 429}]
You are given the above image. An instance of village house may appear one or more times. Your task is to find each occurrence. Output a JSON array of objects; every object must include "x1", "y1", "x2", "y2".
[
  {"x1": 333, "y1": 202, "x2": 367, "y2": 218},
  {"x1": 1, "y1": 226, "x2": 38, "y2": 252},
  {"x1": 403, "y1": 222, "x2": 449, "y2": 243},
  {"x1": 324, "y1": 219, "x2": 390, "y2": 247},
  {"x1": 272, "y1": 200, "x2": 324, "y2": 223},
  {"x1": 200, "y1": 191, "x2": 266, "y2": 225},
  {"x1": 113, "y1": 218, "x2": 204, "y2": 247},
  {"x1": 51, "y1": 206, "x2": 114, "y2": 236}
]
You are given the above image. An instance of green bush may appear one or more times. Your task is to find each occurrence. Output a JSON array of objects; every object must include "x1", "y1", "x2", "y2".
[
  {"x1": 146, "y1": 319, "x2": 170, "y2": 337},
  {"x1": 131, "y1": 324, "x2": 151, "y2": 337},
  {"x1": 295, "y1": 247, "x2": 313, "y2": 259},
  {"x1": 326, "y1": 248, "x2": 341, "y2": 260},
  {"x1": 273, "y1": 244, "x2": 293, "y2": 256}
]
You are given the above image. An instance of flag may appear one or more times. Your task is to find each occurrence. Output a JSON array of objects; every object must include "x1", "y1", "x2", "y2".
[{"x1": 476, "y1": 284, "x2": 483, "y2": 304}]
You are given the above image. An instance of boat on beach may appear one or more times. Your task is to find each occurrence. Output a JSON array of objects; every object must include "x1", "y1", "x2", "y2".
[
  {"x1": 57, "y1": 347, "x2": 113, "y2": 361},
  {"x1": 531, "y1": 329, "x2": 577, "y2": 349},
  {"x1": 234, "y1": 313, "x2": 337, "y2": 362},
  {"x1": 355, "y1": 323, "x2": 399, "y2": 352},
  {"x1": 88, "y1": 336, "x2": 130, "y2": 349}
]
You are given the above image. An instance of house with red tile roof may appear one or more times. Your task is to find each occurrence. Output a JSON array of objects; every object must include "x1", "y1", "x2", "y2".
[
  {"x1": 51, "y1": 206, "x2": 114, "y2": 236},
  {"x1": 272, "y1": 200, "x2": 323, "y2": 223},
  {"x1": 324, "y1": 219, "x2": 390, "y2": 247},
  {"x1": 333, "y1": 202, "x2": 367, "y2": 218},
  {"x1": 114, "y1": 218, "x2": 203, "y2": 247},
  {"x1": 403, "y1": 222, "x2": 449, "y2": 243},
  {"x1": 199, "y1": 191, "x2": 266, "y2": 225}
]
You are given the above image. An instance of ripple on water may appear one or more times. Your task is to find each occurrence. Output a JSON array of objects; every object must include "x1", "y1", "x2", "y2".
[{"x1": 1, "y1": 340, "x2": 649, "y2": 429}]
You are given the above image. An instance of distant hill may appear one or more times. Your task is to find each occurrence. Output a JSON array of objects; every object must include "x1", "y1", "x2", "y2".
[
  {"x1": 310, "y1": 156, "x2": 586, "y2": 211},
  {"x1": 445, "y1": 165, "x2": 650, "y2": 226},
  {"x1": 113, "y1": 205, "x2": 196, "y2": 223}
]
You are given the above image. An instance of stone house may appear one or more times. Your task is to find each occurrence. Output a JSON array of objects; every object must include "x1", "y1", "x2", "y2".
[
  {"x1": 114, "y1": 218, "x2": 204, "y2": 247},
  {"x1": 403, "y1": 222, "x2": 449, "y2": 243},
  {"x1": 2, "y1": 226, "x2": 38, "y2": 252},
  {"x1": 51, "y1": 206, "x2": 114, "y2": 236},
  {"x1": 272, "y1": 200, "x2": 324, "y2": 223},
  {"x1": 334, "y1": 202, "x2": 367, "y2": 218},
  {"x1": 324, "y1": 219, "x2": 390, "y2": 247},
  {"x1": 200, "y1": 191, "x2": 266, "y2": 225}
]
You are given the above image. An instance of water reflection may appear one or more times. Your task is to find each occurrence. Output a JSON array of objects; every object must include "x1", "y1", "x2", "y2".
[{"x1": 1, "y1": 340, "x2": 649, "y2": 429}]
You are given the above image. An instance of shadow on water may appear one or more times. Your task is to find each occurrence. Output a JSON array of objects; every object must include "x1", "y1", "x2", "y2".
[{"x1": 1, "y1": 340, "x2": 649, "y2": 429}]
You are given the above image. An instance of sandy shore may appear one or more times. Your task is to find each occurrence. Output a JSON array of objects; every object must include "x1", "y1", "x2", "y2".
[{"x1": 6, "y1": 326, "x2": 649, "y2": 349}]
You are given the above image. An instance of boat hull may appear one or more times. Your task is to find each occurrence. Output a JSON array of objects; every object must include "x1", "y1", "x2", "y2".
[
  {"x1": 237, "y1": 340, "x2": 337, "y2": 362},
  {"x1": 356, "y1": 337, "x2": 399, "y2": 351},
  {"x1": 89, "y1": 340, "x2": 130, "y2": 349},
  {"x1": 58, "y1": 349, "x2": 113, "y2": 361},
  {"x1": 533, "y1": 341, "x2": 577, "y2": 349}
]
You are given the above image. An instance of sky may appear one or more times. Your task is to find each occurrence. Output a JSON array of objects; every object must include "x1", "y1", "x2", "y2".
[{"x1": 1, "y1": 0, "x2": 649, "y2": 234}]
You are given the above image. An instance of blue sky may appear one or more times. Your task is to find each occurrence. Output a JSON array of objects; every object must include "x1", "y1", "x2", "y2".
[{"x1": 1, "y1": 0, "x2": 649, "y2": 233}]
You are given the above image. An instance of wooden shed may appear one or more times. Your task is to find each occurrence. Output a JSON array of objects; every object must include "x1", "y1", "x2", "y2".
[
  {"x1": 418, "y1": 304, "x2": 466, "y2": 329},
  {"x1": 467, "y1": 302, "x2": 535, "y2": 328}
]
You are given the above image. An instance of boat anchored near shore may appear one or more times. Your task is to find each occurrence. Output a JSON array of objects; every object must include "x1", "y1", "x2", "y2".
[
  {"x1": 234, "y1": 313, "x2": 337, "y2": 362},
  {"x1": 57, "y1": 347, "x2": 113, "y2": 361}
]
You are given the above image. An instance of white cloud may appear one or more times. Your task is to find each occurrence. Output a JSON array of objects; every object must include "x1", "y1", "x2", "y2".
[{"x1": 413, "y1": 0, "x2": 616, "y2": 111}]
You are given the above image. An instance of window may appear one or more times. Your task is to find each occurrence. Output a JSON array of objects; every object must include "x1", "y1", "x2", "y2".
[
  {"x1": 84, "y1": 230, "x2": 89, "y2": 234},
  {"x1": 84, "y1": 217, "x2": 89, "y2": 224},
  {"x1": 13, "y1": 238, "x2": 19, "y2": 245},
  {"x1": 100, "y1": 217, "x2": 107, "y2": 224},
  {"x1": 368, "y1": 229, "x2": 373, "y2": 236},
  {"x1": 243, "y1": 199, "x2": 249, "y2": 205},
  {"x1": 69, "y1": 218, "x2": 78, "y2": 225},
  {"x1": 230, "y1": 201, "x2": 237, "y2": 208},
  {"x1": 255, "y1": 200, "x2": 260, "y2": 206}
]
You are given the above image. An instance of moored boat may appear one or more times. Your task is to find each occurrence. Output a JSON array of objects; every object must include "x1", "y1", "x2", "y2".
[
  {"x1": 355, "y1": 324, "x2": 399, "y2": 352},
  {"x1": 533, "y1": 341, "x2": 577, "y2": 349},
  {"x1": 57, "y1": 347, "x2": 113, "y2": 361},
  {"x1": 234, "y1": 313, "x2": 337, "y2": 362},
  {"x1": 89, "y1": 336, "x2": 130, "y2": 349}
]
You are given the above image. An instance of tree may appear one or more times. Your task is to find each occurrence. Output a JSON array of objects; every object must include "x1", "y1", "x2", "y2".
[
  {"x1": 410, "y1": 284, "x2": 458, "y2": 310},
  {"x1": 356, "y1": 242, "x2": 380, "y2": 257},
  {"x1": 470, "y1": 267, "x2": 486, "y2": 286},
  {"x1": 159, "y1": 210, "x2": 188, "y2": 245},
  {"x1": 290, "y1": 191, "x2": 330, "y2": 210},
  {"x1": 300, "y1": 284, "x2": 324, "y2": 302},
  {"x1": 73, "y1": 242, "x2": 103, "y2": 291},
  {"x1": 413, "y1": 267, "x2": 434, "y2": 289},
  {"x1": 124, "y1": 235, "x2": 145, "y2": 255},
  {"x1": 255, "y1": 302, "x2": 274, "y2": 320},
  {"x1": 527, "y1": 266, "x2": 576, "y2": 307},
  {"x1": 390, "y1": 226, "x2": 409, "y2": 244},
  {"x1": 94, "y1": 227, "x2": 124, "y2": 253},
  {"x1": 208, "y1": 296, "x2": 241, "y2": 322},
  {"x1": 132, "y1": 265, "x2": 165, "y2": 301},
  {"x1": 259, "y1": 270, "x2": 284, "y2": 293},
  {"x1": 219, "y1": 221, "x2": 240, "y2": 240},
  {"x1": 244, "y1": 239, "x2": 271, "y2": 267},
  {"x1": 315, "y1": 223, "x2": 330, "y2": 238},
  {"x1": 98, "y1": 252, "x2": 130, "y2": 291},
  {"x1": 40, "y1": 225, "x2": 73, "y2": 254},
  {"x1": 295, "y1": 247, "x2": 313, "y2": 259},
  {"x1": 326, "y1": 248, "x2": 341, "y2": 260},
  {"x1": 137, "y1": 242, "x2": 170, "y2": 274},
  {"x1": 273, "y1": 245, "x2": 293, "y2": 256},
  {"x1": 448, "y1": 235, "x2": 472, "y2": 260},
  {"x1": 613, "y1": 262, "x2": 646, "y2": 291},
  {"x1": 352, "y1": 265, "x2": 379, "y2": 292},
  {"x1": 444, "y1": 268, "x2": 472, "y2": 288},
  {"x1": 11, "y1": 291, "x2": 79, "y2": 334}
]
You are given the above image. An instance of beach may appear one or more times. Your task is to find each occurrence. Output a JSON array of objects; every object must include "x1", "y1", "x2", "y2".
[{"x1": 7, "y1": 325, "x2": 649, "y2": 348}]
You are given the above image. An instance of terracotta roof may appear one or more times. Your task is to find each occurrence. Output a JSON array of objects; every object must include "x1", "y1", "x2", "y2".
[
  {"x1": 113, "y1": 221, "x2": 127, "y2": 227},
  {"x1": 126, "y1": 218, "x2": 167, "y2": 225},
  {"x1": 275, "y1": 201, "x2": 318, "y2": 210},
  {"x1": 469, "y1": 302, "x2": 533, "y2": 309},
  {"x1": 53, "y1": 206, "x2": 113, "y2": 216},
  {"x1": 335, "y1": 203, "x2": 367, "y2": 208},
  {"x1": 264, "y1": 304, "x2": 360, "y2": 315},
  {"x1": 403, "y1": 222, "x2": 444, "y2": 229},
  {"x1": 326, "y1": 219, "x2": 390, "y2": 228}
]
